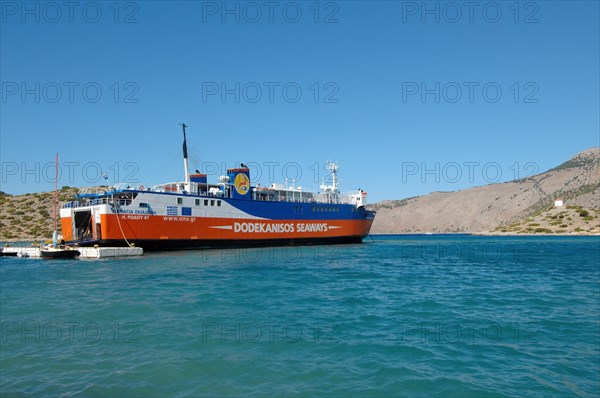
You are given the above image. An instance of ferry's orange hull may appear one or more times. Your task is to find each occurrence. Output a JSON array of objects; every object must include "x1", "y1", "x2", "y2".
[{"x1": 61, "y1": 214, "x2": 374, "y2": 250}]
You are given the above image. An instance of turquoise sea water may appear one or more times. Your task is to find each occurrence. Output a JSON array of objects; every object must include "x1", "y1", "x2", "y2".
[{"x1": 1, "y1": 235, "x2": 599, "y2": 397}]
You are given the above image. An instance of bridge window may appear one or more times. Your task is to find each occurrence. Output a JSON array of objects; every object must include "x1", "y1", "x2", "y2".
[
  {"x1": 177, "y1": 197, "x2": 183, "y2": 205},
  {"x1": 195, "y1": 199, "x2": 200, "y2": 206},
  {"x1": 204, "y1": 199, "x2": 208, "y2": 206},
  {"x1": 217, "y1": 200, "x2": 221, "y2": 207}
]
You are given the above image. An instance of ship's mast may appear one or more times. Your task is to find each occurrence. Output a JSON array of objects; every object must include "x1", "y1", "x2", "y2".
[
  {"x1": 52, "y1": 153, "x2": 58, "y2": 247},
  {"x1": 328, "y1": 162, "x2": 339, "y2": 193},
  {"x1": 319, "y1": 162, "x2": 340, "y2": 204},
  {"x1": 181, "y1": 123, "x2": 190, "y2": 192}
]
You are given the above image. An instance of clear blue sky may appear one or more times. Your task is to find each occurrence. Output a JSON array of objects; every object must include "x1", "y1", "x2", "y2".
[{"x1": 1, "y1": 1, "x2": 598, "y2": 202}]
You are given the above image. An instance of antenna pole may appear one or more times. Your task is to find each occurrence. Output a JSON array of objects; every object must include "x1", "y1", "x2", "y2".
[
  {"x1": 181, "y1": 123, "x2": 190, "y2": 191},
  {"x1": 53, "y1": 153, "x2": 58, "y2": 247}
]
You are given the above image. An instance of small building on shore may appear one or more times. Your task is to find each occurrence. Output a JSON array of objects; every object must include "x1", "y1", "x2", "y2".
[{"x1": 554, "y1": 198, "x2": 564, "y2": 207}]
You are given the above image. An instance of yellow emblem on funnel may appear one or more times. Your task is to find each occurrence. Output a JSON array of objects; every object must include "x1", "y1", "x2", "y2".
[{"x1": 234, "y1": 173, "x2": 250, "y2": 195}]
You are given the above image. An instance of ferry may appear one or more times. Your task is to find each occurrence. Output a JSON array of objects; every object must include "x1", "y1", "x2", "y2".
[{"x1": 60, "y1": 124, "x2": 376, "y2": 250}]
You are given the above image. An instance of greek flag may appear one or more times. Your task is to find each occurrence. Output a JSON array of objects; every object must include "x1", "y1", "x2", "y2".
[
  {"x1": 166, "y1": 206, "x2": 178, "y2": 216},
  {"x1": 182, "y1": 123, "x2": 188, "y2": 159}
]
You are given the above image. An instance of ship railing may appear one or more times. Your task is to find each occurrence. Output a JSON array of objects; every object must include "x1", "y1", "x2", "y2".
[
  {"x1": 152, "y1": 182, "x2": 185, "y2": 193},
  {"x1": 311, "y1": 192, "x2": 359, "y2": 205},
  {"x1": 112, "y1": 182, "x2": 148, "y2": 191},
  {"x1": 77, "y1": 186, "x2": 111, "y2": 195},
  {"x1": 63, "y1": 201, "x2": 80, "y2": 209},
  {"x1": 338, "y1": 193, "x2": 357, "y2": 204},
  {"x1": 62, "y1": 197, "x2": 132, "y2": 209},
  {"x1": 254, "y1": 193, "x2": 355, "y2": 205}
]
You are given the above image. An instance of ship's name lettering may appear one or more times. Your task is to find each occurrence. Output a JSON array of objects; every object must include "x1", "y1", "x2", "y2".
[
  {"x1": 121, "y1": 215, "x2": 150, "y2": 220},
  {"x1": 117, "y1": 209, "x2": 154, "y2": 214},
  {"x1": 296, "y1": 223, "x2": 329, "y2": 233},
  {"x1": 234, "y1": 222, "x2": 329, "y2": 233}
]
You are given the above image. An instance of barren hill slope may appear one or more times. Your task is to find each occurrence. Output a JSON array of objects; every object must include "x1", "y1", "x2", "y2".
[
  {"x1": 0, "y1": 187, "x2": 80, "y2": 241},
  {"x1": 369, "y1": 148, "x2": 600, "y2": 234}
]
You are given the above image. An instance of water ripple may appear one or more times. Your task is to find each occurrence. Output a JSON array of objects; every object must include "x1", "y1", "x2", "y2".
[{"x1": 1, "y1": 236, "x2": 599, "y2": 397}]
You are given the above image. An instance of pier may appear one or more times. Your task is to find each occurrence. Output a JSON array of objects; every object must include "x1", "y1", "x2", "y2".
[{"x1": 0, "y1": 245, "x2": 143, "y2": 258}]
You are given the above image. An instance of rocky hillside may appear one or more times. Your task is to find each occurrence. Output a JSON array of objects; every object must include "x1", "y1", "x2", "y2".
[
  {"x1": 1, "y1": 148, "x2": 599, "y2": 240},
  {"x1": 370, "y1": 147, "x2": 600, "y2": 234},
  {"x1": 0, "y1": 187, "x2": 80, "y2": 241},
  {"x1": 492, "y1": 205, "x2": 600, "y2": 235}
]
